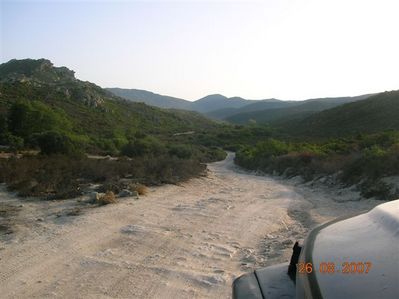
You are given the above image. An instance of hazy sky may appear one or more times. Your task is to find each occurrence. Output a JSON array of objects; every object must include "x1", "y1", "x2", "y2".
[{"x1": 1, "y1": 0, "x2": 398, "y2": 101}]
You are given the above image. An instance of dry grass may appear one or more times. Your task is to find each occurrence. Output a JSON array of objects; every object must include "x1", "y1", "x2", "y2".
[
  {"x1": 135, "y1": 184, "x2": 148, "y2": 195},
  {"x1": 97, "y1": 191, "x2": 117, "y2": 205}
]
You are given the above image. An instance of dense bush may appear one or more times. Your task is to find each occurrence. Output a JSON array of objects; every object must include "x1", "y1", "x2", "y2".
[
  {"x1": 198, "y1": 146, "x2": 227, "y2": 162},
  {"x1": 342, "y1": 144, "x2": 399, "y2": 183},
  {"x1": 2, "y1": 133, "x2": 24, "y2": 151},
  {"x1": 0, "y1": 114, "x2": 7, "y2": 141},
  {"x1": 359, "y1": 180, "x2": 392, "y2": 200},
  {"x1": 32, "y1": 131, "x2": 83, "y2": 156},
  {"x1": 7, "y1": 100, "x2": 72, "y2": 140},
  {"x1": 255, "y1": 139, "x2": 291, "y2": 158},
  {"x1": 193, "y1": 124, "x2": 273, "y2": 151},
  {"x1": 121, "y1": 136, "x2": 166, "y2": 157},
  {"x1": 235, "y1": 132, "x2": 399, "y2": 200},
  {"x1": 0, "y1": 154, "x2": 207, "y2": 199},
  {"x1": 168, "y1": 144, "x2": 193, "y2": 159},
  {"x1": 235, "y1": 139, "x2": 293, "y2": 169}
]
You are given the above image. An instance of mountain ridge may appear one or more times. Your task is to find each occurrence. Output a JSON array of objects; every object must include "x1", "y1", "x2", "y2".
[
  {"x1": 107, "y1": 87, "x2": 375, "y2": 122},
  {"x1": 225, "y1": 94, "x2": 373, "y2": 124}
]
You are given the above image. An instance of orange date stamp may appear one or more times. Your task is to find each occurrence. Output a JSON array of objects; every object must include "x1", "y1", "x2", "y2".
[{"x1": 298, "y1": 262, "x2": 372, "y2": 274}]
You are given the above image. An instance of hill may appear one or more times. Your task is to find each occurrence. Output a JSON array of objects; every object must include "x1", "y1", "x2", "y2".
[
  {"x1": 282, "y1": 90, "x2": 399, "y2": 137},
  {"x1": 189, "y1": 94, "x2": 256, "y2": 113},
  {"x1": 106, "y1": 89, "x2": 268, "y2": 115},
  {"x1": 106, "y1": 88, "x2": 192, "y2": 110},
  {"x1": 226, "y1": 94, "x2": 371, "y2": 124},
  {"x1": 0, "y1": 59, "x2": 220, "y2": 154}
]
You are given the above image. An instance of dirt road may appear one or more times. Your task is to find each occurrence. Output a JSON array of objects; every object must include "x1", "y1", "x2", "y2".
[{"x1": 0, "y1": 153, "x2": 381, "y2": 298}]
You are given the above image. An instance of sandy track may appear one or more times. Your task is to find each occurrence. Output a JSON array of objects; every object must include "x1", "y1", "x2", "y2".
[{"x1": 0, "y1": 153, "x2": 381, "y2": 298}]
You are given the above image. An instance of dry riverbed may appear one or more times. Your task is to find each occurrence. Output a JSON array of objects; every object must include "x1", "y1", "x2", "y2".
[{"x1": 0, "y1": 153, "x2": 383, "y2": 298}]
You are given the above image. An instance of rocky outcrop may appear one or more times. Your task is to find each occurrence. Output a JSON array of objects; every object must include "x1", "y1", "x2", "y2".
[
  {"x1": 0, "y1": 58, "x2": 106, "y2": 108},
  {"x1": 0, "y1": 58, "x2": 76, "y2": 84}
]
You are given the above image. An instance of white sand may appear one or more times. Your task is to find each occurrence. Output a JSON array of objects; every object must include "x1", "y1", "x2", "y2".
[{"x1": 0, "y1": 153, "x2": 383, "y2": 298}]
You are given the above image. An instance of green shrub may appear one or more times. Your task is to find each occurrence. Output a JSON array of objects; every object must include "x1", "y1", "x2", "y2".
[
  {"x1": 235, "y1": 131, "x2": 399, "y2": 201},
  {"x1": 360, "y1": 180, "x2": 392, "y2": 200},
  {"x1": 3, "y1": 133, "x2": 24, "y2": 150},
  {"x1": 320, "y1": 139, "x2": 356, "y2": 154},
  {"x1": 255, "y1": 139, "x2": 291, "y2": 158},
  {"x1": 203, "y1": 146, "x2": 227, "y2": 162},
  {"x1": 95, "y1": 138, "x2": 118, "y2": 155},
  {"x1": 121, "y1": 136, "x2": 165, "y2": 157},
  {"x1": 0, "y1": 113, "x2": 7, "y2": 142},
  {"x1": 34, "y1": 131, "x2": 82, "y2": 156},
  {"x1": 168, "y1": 144, "x2": 193, "y2": 159},
  {"x1": 7, "y1": 100, "x2": 72, "y2": 140}
]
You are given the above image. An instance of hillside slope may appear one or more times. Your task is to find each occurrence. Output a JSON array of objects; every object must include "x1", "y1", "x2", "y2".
[
  {"x1": 282, "y1": 90, "x2": 399, "y2": 137},
  {"x1": 0, "y1": 59, "x2": 219, "y2": 153},
  {"x1": 205, "y1": 98, "x2": 288, "y2": 119}
]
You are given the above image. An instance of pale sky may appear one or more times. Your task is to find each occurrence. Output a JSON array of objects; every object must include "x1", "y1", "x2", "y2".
[{"x1": 1, "y1": 0, "x2": 398, "y2": 101}]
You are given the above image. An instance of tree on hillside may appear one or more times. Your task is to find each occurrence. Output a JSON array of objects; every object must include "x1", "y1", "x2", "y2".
[
  {"x1": 34, "y1": 131, "x2": 82, "y2": 156},
  {"x1": 7, "y1": 100, "x2": 72, "y2": 142}
]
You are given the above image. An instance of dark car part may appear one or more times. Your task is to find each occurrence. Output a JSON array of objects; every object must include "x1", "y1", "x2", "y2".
[
  {"x1": 233, "y1": 263, "x2": 296, "y2": 299},
  {"x1": 287, "y1": 241, "x2": 302, "y2": 280},
  {"x1": 233, "y1": 242, "x2": 300, "y2": 299}
]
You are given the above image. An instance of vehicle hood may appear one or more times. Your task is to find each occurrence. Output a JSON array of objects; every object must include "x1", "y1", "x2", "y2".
[{"x1": 297, "y1": 200, "x2": 399, "y2": 299}]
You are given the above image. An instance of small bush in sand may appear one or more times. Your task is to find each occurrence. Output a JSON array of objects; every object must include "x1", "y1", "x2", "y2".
[
  {"x1": 97, "y1": 191, "x2": 117, "y2": 205},
  {"x1": 135, "y1": 184, "x2": 148, "y2": 196}
]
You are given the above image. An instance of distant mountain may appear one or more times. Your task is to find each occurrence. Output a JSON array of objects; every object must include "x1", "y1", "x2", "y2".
[
  {"x1": 106, "y1": 88, "x2": 192, "y2": 110},
  {"x1": 106, "y1": 89, "x2": 269, "y2": 115},
  {"x1": 281, "y1": 90, "x2": 399, "y2": 137},
  {"x1": 190, "y1": 94, "x2": 256, "y2": 113},
  {"x1": 225, "y1": 94, "x2": 372, "y2": 124},
  {"x1": 105, "y1": 87, "x2": 382, "y2": 129}
]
